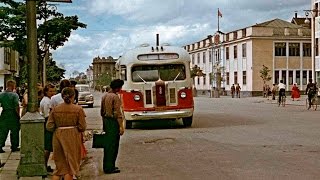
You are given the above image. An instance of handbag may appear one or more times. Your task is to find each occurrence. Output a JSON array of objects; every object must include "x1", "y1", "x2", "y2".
[{"x1": 92, "y1": 132, "x2": 107, "y2": 148}]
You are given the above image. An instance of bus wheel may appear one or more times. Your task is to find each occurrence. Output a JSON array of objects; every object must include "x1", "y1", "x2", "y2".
[
  {"x1": 126, "y1": 121, "x2": 133, "y2": 129},
  {"x1": 182, "y1": 116, "x2": 193, "y2": 127}
]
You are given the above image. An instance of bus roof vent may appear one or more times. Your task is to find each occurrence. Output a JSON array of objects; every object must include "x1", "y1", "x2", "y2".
[
  {"x1": 140, "y1": 43, "x2": 150, "y2": 47},
  {"x1": 161, "y1": 43, "x2": 170, "y2": 46}
]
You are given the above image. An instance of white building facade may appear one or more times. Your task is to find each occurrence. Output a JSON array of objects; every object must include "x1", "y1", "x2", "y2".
[{"x1": 185, "y1": 18, "x2": 311, "y2": 96}]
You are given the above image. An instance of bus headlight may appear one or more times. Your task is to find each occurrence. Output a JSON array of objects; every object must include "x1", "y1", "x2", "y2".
[
  {"x1": 134, "y1": 94, "x2": 141, "y2": 101},
  {"x1": 180, "y1": 92, "x2": 187, "y2": 98}
]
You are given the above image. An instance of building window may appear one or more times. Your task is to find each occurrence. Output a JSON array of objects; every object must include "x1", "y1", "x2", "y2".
[
  {"x1": 217, "y1": 49, "x2": 220, "y2": 62},
  {"x1": 275, "y1": 43, "x2": 286, "y2": 56},
  {"x1": 242, "y1": 29, "x2": 246, "y2": 37},
  {"x1": 282, "y1": 70, "x2": 286, "y2": 84},
  {"x1": 289, "y1": 43, "x2": 300, "y2": 56},
  {"x1": 289, "y1": 71, "x2": 293, "y2": 85},
  {"x1": 226, "y1": 47, "x2": 229, "y2": 60},
  {"x1": 296, "y1": 70, "x2": 300, "y2": 85},
  {"x1": 203, "y1": 76, "x2": 206, "y2": 85},
  {"x1": 303, "y1": 43, "x2": 311, "y2": 57},
  {"x1": 4, "y1": 48, "x2": 10, "y2": 65},
  {"x1": 203, "y1": 52, "x2": 206, "y2": 63},
  {"x1": 209, "y1": 51, "x2": 212, "y2": 62},
  {"x1": 192, "y1": 54, "x2": 195, "y2": 64},
  {"x1": 234, "y1": 45, "x2": 237, "y2": 59},
  {"x1": 242, "y1": 43, "x2": 246, "y2": 58},
  {"x1": 226, "y1": 72, "x2": 230, "y2": 85},
  {"x1": 243, "y1": 71, "x2": 246, "y2": 85},
  {"x1": 226, "y1": 34, "x2": 229, "y2": 41},
  {"x1": 234, "y1": 72, "x2": 238, "y2": 84},
  {"x1": 197, "y1": 53, "x2": 200, "y2": 64},
  {"x1": 303, "y1": 70, "x2": 307, "y2": 85},
  {"x1": 316, "y1": 38, "x2": 319, "y2": 56},
  {"x1": 275, "y1": 70, "x2": 279, "y2": 84},
  {"x1": 209, "y1": 73, "x2": 212, "y2": 85},
  {"x1": 233, "y1": 32, "x2": 237, "y2": 40},
  {"x1": 197, "y1": 77, "x2": 200, "y2": 85},
  {"x1": 215, "y1": 51, "x2": 218, "y2": 63},
  {"x1": 317, "y1": 72, "x2": 320, "y2": 85},
  {"x1": 309, "y1": 70, "x2": 312, "y2": 82}
]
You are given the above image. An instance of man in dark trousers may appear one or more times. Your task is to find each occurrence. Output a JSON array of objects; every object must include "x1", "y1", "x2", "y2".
[
  {"x1": 0, "y1": 80, "x2": 20, "y2": 153},
  {"x1": 100, "y1": 79, "x2": 125, "y2": 174},
  {"x1": 306, "y1": 79, "x2": 317, "y2": 110},
  {"x1": 231, "y1": 84, "x2": 235, "y2": 98}
]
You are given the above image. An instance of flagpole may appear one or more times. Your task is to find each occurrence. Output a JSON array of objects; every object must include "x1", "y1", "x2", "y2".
[{"x1": 218, "y1": 8, "x2": 220, "y2": 32}]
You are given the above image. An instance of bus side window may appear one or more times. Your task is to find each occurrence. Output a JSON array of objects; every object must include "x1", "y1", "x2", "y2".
[{"x1": 121, "y1": 65, "x2": 127, "y2": 80}]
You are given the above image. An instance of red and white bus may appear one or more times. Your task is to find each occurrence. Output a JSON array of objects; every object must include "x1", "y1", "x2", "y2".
[{"x1": 115, "y1": 43, "x2": 194, "y2": 128}]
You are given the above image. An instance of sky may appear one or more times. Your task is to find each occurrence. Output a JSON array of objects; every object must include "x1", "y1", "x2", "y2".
[{"x1": 47, "y1": 0, "x2": 310, "y2": 78}]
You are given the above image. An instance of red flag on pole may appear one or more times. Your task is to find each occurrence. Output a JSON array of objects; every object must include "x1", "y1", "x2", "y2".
[{"x1": 218, "y1": 9, "x2": 222, "y2": 18}]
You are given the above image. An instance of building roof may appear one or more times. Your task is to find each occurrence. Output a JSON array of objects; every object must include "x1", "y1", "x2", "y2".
[
  {"x1": 291, "y1": 17, "x2": 311, "y2": 28},
  {"x1": 253, "y1": 18, "x2": 306, "y2": 29}
]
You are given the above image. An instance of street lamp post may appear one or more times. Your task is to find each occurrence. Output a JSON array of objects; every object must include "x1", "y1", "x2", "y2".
[{"x1": 17, "y1": 1, "x2": 72, "y2": 178}]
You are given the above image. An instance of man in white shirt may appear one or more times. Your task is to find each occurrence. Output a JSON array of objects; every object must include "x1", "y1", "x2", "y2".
[
  {"x1": 51, "y1": 79, "x2": 71, "y2": 107},
  {"x1": 278, "y1": 80, "x2": 286, "y2": 105}
]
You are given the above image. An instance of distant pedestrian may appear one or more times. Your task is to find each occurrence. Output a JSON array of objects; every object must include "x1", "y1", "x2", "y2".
[
  {"x1": 271, "y1": 84, "x2": 277, "y2": 100},
  {"x1": 47, "y1": 87, "x2": 87, "y2": 180},
  {"x1": 236, "y1": 84, "x2": 241, "y2": 98},
  {"x1": 231, "y1": 84, "x2": 235, "y2": 98},
  {"x1": 291, "y1": 83, "x2": 300, "y2": 101},
  {"x1": 0, "y1": 80, "x2": 20, "y2": 153},
  {"x1": 100, "y1": 79, "x2": 125, "y2": 174}
]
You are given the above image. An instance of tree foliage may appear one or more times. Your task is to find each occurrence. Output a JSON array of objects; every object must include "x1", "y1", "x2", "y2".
[
  {"x1": 191, "y1": 65, "x2": 205, "y2": 78},
  {"x1": 96, "y1": 73, "x2": 112, "y2": 90},
  {"x1": 260, "y1": 65, "x2": 272, "y2": 84},
  {"x1": 0, "y1": 0, "x2": 87, "y2": 85}
]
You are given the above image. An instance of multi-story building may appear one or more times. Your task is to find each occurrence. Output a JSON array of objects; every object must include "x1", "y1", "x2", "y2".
[
  {"x1": 92, "y1": 56, "x2": 117, "y2": 90},
  {"x1": 184, "y1": 18, "x2": 311, "y2": 96},
  {"x1": 184, "y1": 36, "x2": 215, "y2": 96},
  {"x1": 312, "y1": 0, "x2": 320, "y2": 83},
  {"x1": 0, "y1": 46, "x2": 19, "y2": 89}
]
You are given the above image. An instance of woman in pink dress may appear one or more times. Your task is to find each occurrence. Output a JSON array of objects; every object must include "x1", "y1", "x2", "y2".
[{"x1": 291, "y1": 83, "x2": 300, "y2": 101}]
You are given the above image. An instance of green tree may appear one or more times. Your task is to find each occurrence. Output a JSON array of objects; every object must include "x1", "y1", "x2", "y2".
[
  {"x1": 0, "y1": 0, "x2": 86, "y2": 85},
  {"x1": 96, "y1": 73, "x2": 112, "y2": 91},
  {"x1": 191, "y1": 65, "x2": 205, "y2": 78},
  {"x1": 260, "y1": 65, "x2": 272, "y2": 85}
]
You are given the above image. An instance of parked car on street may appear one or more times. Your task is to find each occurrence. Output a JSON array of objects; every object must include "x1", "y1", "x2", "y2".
[{"x1": 76, "y1": 84, "x2": 94, "y2": 108}]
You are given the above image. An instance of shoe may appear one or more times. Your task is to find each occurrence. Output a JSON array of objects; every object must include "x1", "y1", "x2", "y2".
[
  {"x1": 11, "y1": 148, "x2": 20, "y2": 152},
  {"x1": 0, "y1": 149, "x2": 5, "y2": 153},
  {"x1": 104, "y1": 169, "x2": 120, "y2": 174},
  {"x1": 47, "y1": 166, "x2": 53, "y2": 172}
]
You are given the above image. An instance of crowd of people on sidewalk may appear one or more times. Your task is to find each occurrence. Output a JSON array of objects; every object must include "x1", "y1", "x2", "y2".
[{"x1": 0, "y1": 78, "x2": 125, "y2": 179}]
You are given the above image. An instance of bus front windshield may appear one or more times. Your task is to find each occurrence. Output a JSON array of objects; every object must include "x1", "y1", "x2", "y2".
[{"x1": 132, "y1": 64, "x2": 186, "y2": 82}]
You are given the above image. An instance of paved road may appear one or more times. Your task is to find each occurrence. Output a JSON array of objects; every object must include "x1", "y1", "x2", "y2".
[
  {"x1": 1, "y1": 92, "x2": 319, "y2": 179},
  {"x1": 78, "y1": 93, "x2": 320, "y2": 180}
]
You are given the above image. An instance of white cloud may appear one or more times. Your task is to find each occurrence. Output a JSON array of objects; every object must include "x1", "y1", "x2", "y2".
[{"x1": 52, "y1": 0, "x2": 311, "y2": 77}]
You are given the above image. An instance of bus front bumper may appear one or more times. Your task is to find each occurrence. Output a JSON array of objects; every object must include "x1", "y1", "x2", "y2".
[{"x1": 124, "y1": 108, "x2": 193, "y2": 120}]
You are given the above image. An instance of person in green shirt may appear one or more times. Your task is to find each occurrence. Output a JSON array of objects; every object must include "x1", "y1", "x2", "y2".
[{"x1": 0, "y1": 80, "x2": 20, "y2": 153}]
